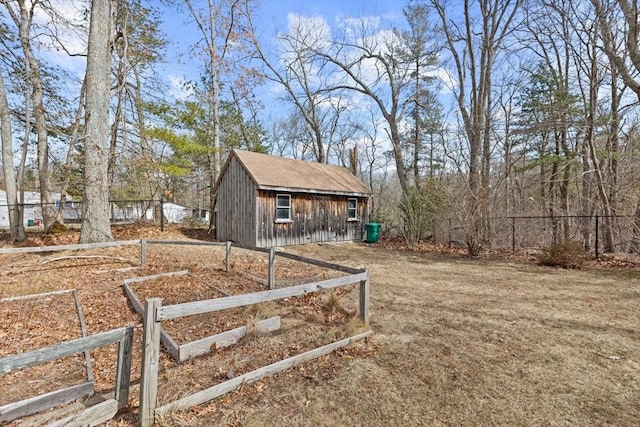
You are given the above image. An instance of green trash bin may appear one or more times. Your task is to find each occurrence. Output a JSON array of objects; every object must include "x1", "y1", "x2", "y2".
[
  {"x1": 365, "y1": 223, "x2": 381, "y2": 243},
  {"x1": 27, "y1": 219, "x2": 34, "y2": 226}
]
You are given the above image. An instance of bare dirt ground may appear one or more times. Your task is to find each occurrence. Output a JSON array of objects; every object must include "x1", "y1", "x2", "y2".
[{"x1": 2, "y1": 225, "x2": 640, "y2": 426}]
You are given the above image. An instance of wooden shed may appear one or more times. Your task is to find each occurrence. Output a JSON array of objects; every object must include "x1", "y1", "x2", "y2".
[{"x1": 214, "y1": 149, "x2": 372, "y2": 247}]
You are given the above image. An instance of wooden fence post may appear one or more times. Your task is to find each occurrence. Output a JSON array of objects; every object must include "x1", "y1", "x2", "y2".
[
  {"x1": 140, "y1": 239, "x2": 147, "y2": 267},
  {"x1": 140, "y1": 298, "x2": 162, "y2": 427},
  {"x1": 115, "y1": 327, "x2": 133, "y2": 409},
  {"x1": 268, "y1": 247, "x2": 276, "y2": 289},
  {"x1": 359, "y1": 269, "x2": 370, "y2": 326},
  {"x1": 225, "y1": 241, "x2": 231, "y2": 273}
]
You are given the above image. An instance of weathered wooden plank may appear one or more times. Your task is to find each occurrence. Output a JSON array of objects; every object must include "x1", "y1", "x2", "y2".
[
  {"x1": 359, "y1": 269, "x2": 370, "y2": 326},
  {"x1": 0, "y1": 327, "x2": 132, "y2": 374},
  {"x1": 234, "y1": 243, "x2": 269, "y2": 254},
  {"x1": 140, "y1": 239, "x2": 147, "y2": 266},
  {"x1": 145, "y1": 240, "x2": 225, "y2": 247},
  {"x1": 123, "y1": 283, "x2": 144, "y2": 314},
  {"x1": 71, "y1": 289, "x2": 94, "y2": 382},
  {"x1": 157, "y1": 271, "x2": 368, "y2": 321},
  {"x1": 188, "y1": 273, "x2": 230, "y2": 297},
  {"x1": 0, "y1": 239, "x2": 140, "y2": 255},
  {"x1": 268, "y1": 247, "x2": 276, "y2": 289},
  {"x1": 115, "y1": 327, "x2": 133, "y2": 409},
  {"x1": 47, "y1": 398, "x2": 119, "y2": 427},
  {"x1": 0, "y1": 288, "x2": 73, "y2": 302},
  {"x1": 249, "y1": 316, "x2": 281, "y2": 335},
  {"x1": 0, "y1": 381, "x2": 94, "y2": 423},
  {"x1": 122, "y1": 270, "x2": 189, "y2": 285},
  {"x1": 122, "y1": 283, "x2": 180, "y2": 360},
  {"x1": 178, "y1": 317, "x2": 281, "y2": 362},
  {"x1": 140, "y1": 298, "x2": 162, "y2": 427},
  {"x1": 160, "y1": 329, "x2": 181, "y2": 362},
  {"x1": 275, "y1": 251, "x2": 365, "y2": 274},
  {"x1": 180, "y1": 327, "x2": 246, "y2": 362},
  {"x1": 155, "y1": 330, "x2": 373, "y2": 417}
]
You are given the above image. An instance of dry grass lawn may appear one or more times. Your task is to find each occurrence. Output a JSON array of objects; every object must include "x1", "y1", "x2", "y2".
[
  {"x1": 185, "y1": 243, "x2": 640, "y2": 426},
  {"x1": 1, "y1": 227, "x2": 639, "y2": 426}
]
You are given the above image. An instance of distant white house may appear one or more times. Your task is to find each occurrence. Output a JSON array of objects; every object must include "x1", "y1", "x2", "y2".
[
  {"x1": 0, "y1": 190, "x2": 207, "y2": 226},
  {"x1": 0, "y1": 190, "x2": 73, "y2": 227},
  {"x1": 143, "y1": 202, "x2": 192, "y2": 223}
]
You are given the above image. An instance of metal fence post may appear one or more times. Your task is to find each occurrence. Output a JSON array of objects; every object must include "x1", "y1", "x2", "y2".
[
  {"x1": 512, "y1": 217, "x2": 516, "y2": 252},
  {"x1": 595, "y1": 215, "x2": 599, "y2": 259},
  {"x1": 160, "y1": 198, "x2": 164, "y2": 232}
]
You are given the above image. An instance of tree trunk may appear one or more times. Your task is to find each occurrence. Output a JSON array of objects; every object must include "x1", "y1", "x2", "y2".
[
  {"x1": 580, "y1": 136, "x2": 592, "y2": 251},
  {"x1": 14, "y1": 1, "x2": 55, "y2": 230},
  {"x1": 108, "y1": 61, "x2": 125, "y2": 189},
  {"x1": 0, "y1": 68, "x2": 24, "y2": 241},
  {"x1": 79, "y1": 0, "x2": 115, "y2": 243}
]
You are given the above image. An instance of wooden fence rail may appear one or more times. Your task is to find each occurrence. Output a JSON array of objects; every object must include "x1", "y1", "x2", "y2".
[
  {"x1": 0, "y1": 326, "x2": 133, "y2": 425},
  {"x1": 0, "y1": 240, "x2": 141, "y2": 255}
]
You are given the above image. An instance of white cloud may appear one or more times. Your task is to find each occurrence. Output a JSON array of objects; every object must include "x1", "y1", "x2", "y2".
[
  {"x1": 25, "y1": 0, "x2": 89, "y2": 76},
  {"x1": 285, "y1": 13, "x2": 333, "y2": 51},
  {"x1": 168, "y1": 75, "x2": 194, "y2": 101}
]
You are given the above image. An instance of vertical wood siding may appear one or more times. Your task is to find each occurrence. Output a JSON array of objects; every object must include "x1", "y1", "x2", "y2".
[
  {"x1": 256, "y1": 191, "x2": 369, "y2": 248},
  {"x1": 215, "y1": 157, "x2": 257, "y2": 246}
]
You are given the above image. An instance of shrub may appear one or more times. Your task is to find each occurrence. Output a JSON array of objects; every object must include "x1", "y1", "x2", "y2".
[
  {"x1": 466, "y1": 237, "x2": 482, "y2": 257},
  {"x1": 47, "y1": 221, "x2": 67, "y2": 234},
  {"x1": 538, "y1": 240, "x2": 589, "y2": 268},
  {"x1": 399, "y1": 181, "x2": 450, "y2": 246}
]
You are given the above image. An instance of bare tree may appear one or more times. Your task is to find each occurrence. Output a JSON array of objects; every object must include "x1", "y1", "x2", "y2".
[
  {"x1": 592, "y1": 0, "x2": 640, "y2": 100},
  {"x1": 430, "y1": 0, "x2": 522, "y2": 244},
  {"x1": 279, "y1": 13, "x2": 441, "y2": 196},
  {"x1": 592, "y1": 0, "x2": 640, "y2": 252},
  {"x1": 0, "y1": 66, "x2": 24, "y2": 241},
  {"x1": 172, "y1": 0, "x2": 259, "y2": 228},
  {"x1": 1, "y1": 0, "x2": 56, "y2": 230},
  {"x1": 79, "y1": 0, "x2": 114, "y2": 243},
  {"x1": 250, "y1": 15, "x2": 359, "y2": 164}
]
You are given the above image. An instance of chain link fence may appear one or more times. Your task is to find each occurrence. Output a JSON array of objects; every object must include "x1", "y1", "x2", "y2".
[
  {"x1": 0, "y1": 199, "x2": 210, "y2": 229},
  {"x1": 440, "y1": 215, "x2": 639, "y2": 256}
]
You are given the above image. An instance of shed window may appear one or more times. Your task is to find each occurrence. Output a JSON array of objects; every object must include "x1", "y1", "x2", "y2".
[
  {"x1": 348, "y1": 198, "x2": 358, "y2": 220},
  {"x1": 276, "y1": 194, "x2": 291, "y2": 221}
]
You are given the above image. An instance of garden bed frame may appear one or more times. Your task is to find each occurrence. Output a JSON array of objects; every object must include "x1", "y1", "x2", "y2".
[{"x1": 123, "y1": 270, "x2": 282, "y2": 362}]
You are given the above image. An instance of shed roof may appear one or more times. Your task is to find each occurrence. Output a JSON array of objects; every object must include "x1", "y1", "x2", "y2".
[{"x1": 224, "y1": 149, "x2": 372, "y2": 196}]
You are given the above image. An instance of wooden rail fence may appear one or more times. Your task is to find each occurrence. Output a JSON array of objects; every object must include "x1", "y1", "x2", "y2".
[
  {"x1": 123, "y1": 270, "x2": 282, "y2": 362},
  {"x1": 2, "y1": 239, "x2": 371, "y2": 426},
  {"x1": 0, "y1": 327, "x2": 133, "y2": 425},
  {"x1": 137, "y1": 242, "x2": 371, "y2": 427}
]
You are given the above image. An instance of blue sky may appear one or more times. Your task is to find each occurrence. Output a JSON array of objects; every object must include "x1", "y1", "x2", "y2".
[
  {"x1": 254, "y1": 0, "x2": 403, "y2": 26},
  {"x1": 158, "y1": 0, "x2": 410, "y2": 111}
]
